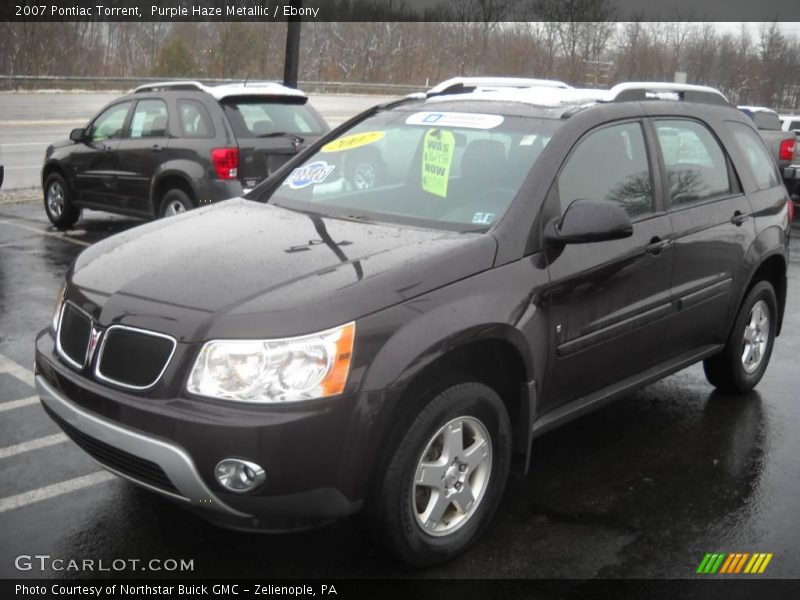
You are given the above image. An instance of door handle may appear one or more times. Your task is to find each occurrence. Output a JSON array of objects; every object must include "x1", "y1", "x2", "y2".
[
  {"x1": 151, "y1": 144, "x2": 164, "y2": 152},
  {"x1": 731, "y1": 210, "x2": 749, "y2": 226},
  {"x1": 646, "y1": 236, "x2": 672, "y2": 255}
]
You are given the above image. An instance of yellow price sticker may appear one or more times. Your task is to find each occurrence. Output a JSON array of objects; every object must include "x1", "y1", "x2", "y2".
[
  {"x1": 422, "y1": 129, "x2": 455, "y2": 198},
  {"x1": 322, "y1": 131, "x2": 385, "y2": 153}
]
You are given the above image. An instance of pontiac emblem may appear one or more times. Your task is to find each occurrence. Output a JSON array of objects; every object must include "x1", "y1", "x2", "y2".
[{"x1": 87, "y1": 326, "x2": 103, "y2": 364}]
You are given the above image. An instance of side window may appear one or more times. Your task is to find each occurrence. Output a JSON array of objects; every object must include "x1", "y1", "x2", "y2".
[
  {"x1": 726, "y1": 121, "x2": 782, "y2": 191},
  {"x1": 558, "y1": 122, "x2": 653, "y2": 218},
  {"x1": 129, "y1": 99, "x2": 169, "y2": 139},
  {"x1": 88, "y1": 102, "x2": 132, "y2": 142},
  {"x1": 655, "y1": 120, "x2": 732, "y2": 207},
  {"x1": 177, "y1": 99, "x2": 215, "y2": 138}
]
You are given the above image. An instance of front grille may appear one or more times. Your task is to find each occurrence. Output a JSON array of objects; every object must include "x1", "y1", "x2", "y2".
[
  {"x1": 96, "y1": 326, "x2": 176, "y2": 390},
  {"x1": 44, "y1": 404, "x2": 179, "y2": 495},
  {"x1": 57, "y1": 302, "x2": 92, "y2": 368}
]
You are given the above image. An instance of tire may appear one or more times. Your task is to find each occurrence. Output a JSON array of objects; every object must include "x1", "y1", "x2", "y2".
[
  {"x1": 43, "y1": 173, "x2": 80, "y2": 229},
  {"x1": 159, "y1": 188, "x2": 194, "y2": 218},
  {"x1": 357, "y1": 381, "x2": 511, "y2": 567},
  {"x1": 703, "y1": 280, "x2": 778, "y2": 393}
]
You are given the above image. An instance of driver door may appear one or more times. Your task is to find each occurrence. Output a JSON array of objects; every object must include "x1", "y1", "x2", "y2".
[
  {"x1": 541, "y1": 121, "x2": 674, "y2": 412},
  {"x1": 72, "y1": 101, "x2": 132, "y2": 208}
]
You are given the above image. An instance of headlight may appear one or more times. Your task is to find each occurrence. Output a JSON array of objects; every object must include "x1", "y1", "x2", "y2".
[
  {"x1": 186, "y1": 322, "x2": 355, "y2": 403},
  {"x1": 52, "y1": 282, "x2": 66, "y2": 334}
]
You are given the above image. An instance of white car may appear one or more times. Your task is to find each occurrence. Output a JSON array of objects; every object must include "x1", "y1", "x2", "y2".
[{"x1": 779, "y1": 114, "x2": 800, "y2": 134}]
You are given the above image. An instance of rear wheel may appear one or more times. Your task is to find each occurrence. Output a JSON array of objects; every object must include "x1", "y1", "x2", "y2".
[
  {"x1": 159, "y1": 188, "x2": 193, "y2": 217},
  {"x1": 703, "y1": 280, "x2": 778, "y2": 393},
  {"x1": 357, "y1": 381, "x2": 511, "y2": 566},
  {"x1": 43, "y1": 173, "x2": 80, "y2": 229}
]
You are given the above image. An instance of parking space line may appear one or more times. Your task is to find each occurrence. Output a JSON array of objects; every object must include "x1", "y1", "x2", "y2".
[
  {"x1": 0, "y1": 433, "x2": 68, "y2": 460},
  {"x1": 0, "y1": 396, "x2": 39, "y2": 412},
  {"x1": 0, "y1": 353, "x2": 35, "y2": 387},
  {"x1": 0, "y1": 219, "x2": 90, "y2": 247},
  {"x1": 0, "y1": 471, "x2": 114, "y2": 514}
]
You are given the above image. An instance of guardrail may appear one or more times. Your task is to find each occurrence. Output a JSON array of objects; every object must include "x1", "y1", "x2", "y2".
[{"x1": 0, "y1": 75, "x2": 423, "y2": 95}]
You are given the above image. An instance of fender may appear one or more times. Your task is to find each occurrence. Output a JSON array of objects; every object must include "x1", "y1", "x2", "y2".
[
  {"x1": 735, "y1": 225, "x2": 789, "y2": 334},
  {"x1": 355, "y1": 258, "x2": 550, "y2": 477},
  {"x1": 149, "y1": 163, "x2": 204, "y2": 212}
]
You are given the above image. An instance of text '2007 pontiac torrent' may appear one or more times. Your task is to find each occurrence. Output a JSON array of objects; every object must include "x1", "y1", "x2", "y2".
[{"x1": 36, "y1": 78, "x2": 790, "y2": 566}]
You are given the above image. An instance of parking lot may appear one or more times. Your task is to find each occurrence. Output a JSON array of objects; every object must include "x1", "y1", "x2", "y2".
[{"x1": 0, "y1": 196, "x2": 799, "y2": 580}]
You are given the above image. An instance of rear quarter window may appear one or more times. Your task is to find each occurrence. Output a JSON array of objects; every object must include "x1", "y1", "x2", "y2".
[
  {"x1": 726, "y1": 121, "x2": 782, "y2": 190},
  {"x1": 177, "y1": 99, "x2": 215, "y2": 138}
]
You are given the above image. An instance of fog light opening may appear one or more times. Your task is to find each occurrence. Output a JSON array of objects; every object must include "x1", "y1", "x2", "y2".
[{"x1": 215, "y1": 458, "x2": 266, "y2": 493}]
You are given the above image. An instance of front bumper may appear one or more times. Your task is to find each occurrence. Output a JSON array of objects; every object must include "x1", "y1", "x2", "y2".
[{"x1": 35, "y1": 329, "x2": 372, "y2": 531}]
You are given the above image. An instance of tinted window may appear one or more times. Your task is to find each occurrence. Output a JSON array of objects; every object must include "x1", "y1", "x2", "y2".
[
  {"x1": 727, "y1": 121, "x2": 782, "y2": 190},
  {"x1": 655, "y1": 120, "x2": 731, "y2": 206},
  {"x1": 559, "y1": 122, "x2": 653, "y2": 218},
  {"x1": 178, "y1": 99, "x2": 215, "y2": 138},
  {"x1": 129, "y1": 99, "x2": 169, "y2": 139},
  {"x1": 89, "y1": 102, "x2": 131, "y2": 141},
  {"x1": 222, "y1": 99, "x2": 324, "y2": 138}
]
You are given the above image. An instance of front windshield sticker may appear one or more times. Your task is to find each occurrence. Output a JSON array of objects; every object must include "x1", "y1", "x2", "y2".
[
  {"x1": 283, "y1": 161, "x2": 336, "y2": 189},
  {"x1": 472, "y1": 212, "x2": 495, "y2": 225},
  {"x1": 406, "y1": 111, "x2": 504, "y2": 130},
  {"x1": 422, "y1": 129, "x2": 455, "y2": 198},
  {"x1": 321, "y1": 131, "x2": 385, "y2": 153}
]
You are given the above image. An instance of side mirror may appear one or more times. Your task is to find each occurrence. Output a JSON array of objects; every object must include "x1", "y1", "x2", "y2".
[
  {"x1": 546, "y1": 199, "x2": 633, "y2": 244},
  {"x1": 69, "y1": 128, "x2": 86, "y2": 142}
]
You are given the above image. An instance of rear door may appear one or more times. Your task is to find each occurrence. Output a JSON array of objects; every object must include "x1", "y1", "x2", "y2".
[
  {"x1": 220, "y1": 97, "x2": 328, "y2": 192},
  {"x1": 653, "y1": 118, "x2": 755, "y2": 356},
  {"x1": 72, "y1": 101, "x2": 132, "y2": 207},
  {"x1": 542, "y1": 120, "x2": 674, "y2": 410},
  {"x1": 115, "y1": 98, "x2": 171, "y2": 214}
]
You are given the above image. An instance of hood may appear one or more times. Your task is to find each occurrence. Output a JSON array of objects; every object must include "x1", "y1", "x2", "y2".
[{"x1": 69, "y1": 199, "x2": 497, "y2": 342}]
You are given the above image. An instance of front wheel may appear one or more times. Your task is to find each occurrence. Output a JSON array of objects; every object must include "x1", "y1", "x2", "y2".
[
  {"x1": 43, "y1": 173, "x2": 80, "y2": 229},
  {"x1": 703, "y1": 280, "x2": 778, "y2": 393},
  {"x1": 358, "y1": 381, "x2": 511, "y2": 566}
]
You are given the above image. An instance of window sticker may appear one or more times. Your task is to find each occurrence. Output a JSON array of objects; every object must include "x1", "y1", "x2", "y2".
[
  {"x1": 321, "y1": 131, "x2": 385, "y2": 153},
  {"x1": 519, "y1": 134, "x2": 536, "y2": 146},
  {"x1": 472, "y1": 212, "x2": 495, "y2": 225},
  {"x1": 406, "y1": 111, "x2": 504, "y2": 130},
  {"x1": 422, "y1": 129, "x2": 456, "y2": 198},
  {"x1": 283, "y1": 161, "x2": 336, "y2": 189}
]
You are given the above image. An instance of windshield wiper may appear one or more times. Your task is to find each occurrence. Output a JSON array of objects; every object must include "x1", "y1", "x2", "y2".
[{"x1": 258, "y1": 131, "x2": 305, "y2": 144}]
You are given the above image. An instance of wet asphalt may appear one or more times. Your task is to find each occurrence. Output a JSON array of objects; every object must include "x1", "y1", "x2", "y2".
[{"x1": 0, "y1": 200, "x2": 799, "y2": 582}]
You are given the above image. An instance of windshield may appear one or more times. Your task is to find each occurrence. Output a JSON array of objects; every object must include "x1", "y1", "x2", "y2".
[{"x1": 266, "y1": 107, "x2": 561, "y2": 231}]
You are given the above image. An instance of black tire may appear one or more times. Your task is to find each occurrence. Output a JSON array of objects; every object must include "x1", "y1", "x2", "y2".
[
  {"x1": 357, "y1": 381, "x2": 511, "y2": 567},
  {"x1": 703, "y1": 280, "x2": 778, "y2": 393},
  {"x1": 159, "y1": 188, "x2": 194, "y2": 218},
  {"x1": 43, "y1": 173, "x2": 80, "y2": 229}
]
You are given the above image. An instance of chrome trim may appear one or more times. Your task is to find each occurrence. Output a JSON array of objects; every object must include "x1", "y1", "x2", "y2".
[
  {"x1": 55, "y1": 301, "x2": 93, "y2": 371},
  {"x1": 94, "y1": 324, "x2": 177, "y2": 391},
  {"x1": 36, "y1": 374, "x2": 250, "y2": 518}
]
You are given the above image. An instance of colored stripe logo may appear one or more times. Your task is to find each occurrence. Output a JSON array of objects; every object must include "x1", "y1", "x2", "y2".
[{"x1": 697, "y1": 552, "x2": 773, "y2": 574}]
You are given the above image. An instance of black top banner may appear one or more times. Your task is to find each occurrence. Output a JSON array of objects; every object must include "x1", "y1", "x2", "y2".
[{"x1": 0, "y1": 0, "x2": 798, "y2": 22}]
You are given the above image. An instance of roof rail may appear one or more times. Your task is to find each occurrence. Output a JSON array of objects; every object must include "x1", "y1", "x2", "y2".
[
  {"x1": 427, "y1": 76, "x2": 572, "y2": 97},
  {"x1": 606, "y1": 82, "x2": 730, "y2": 105},
  {"x1": 133, "y1": 81, "x2": 207, "y2": 94}
]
